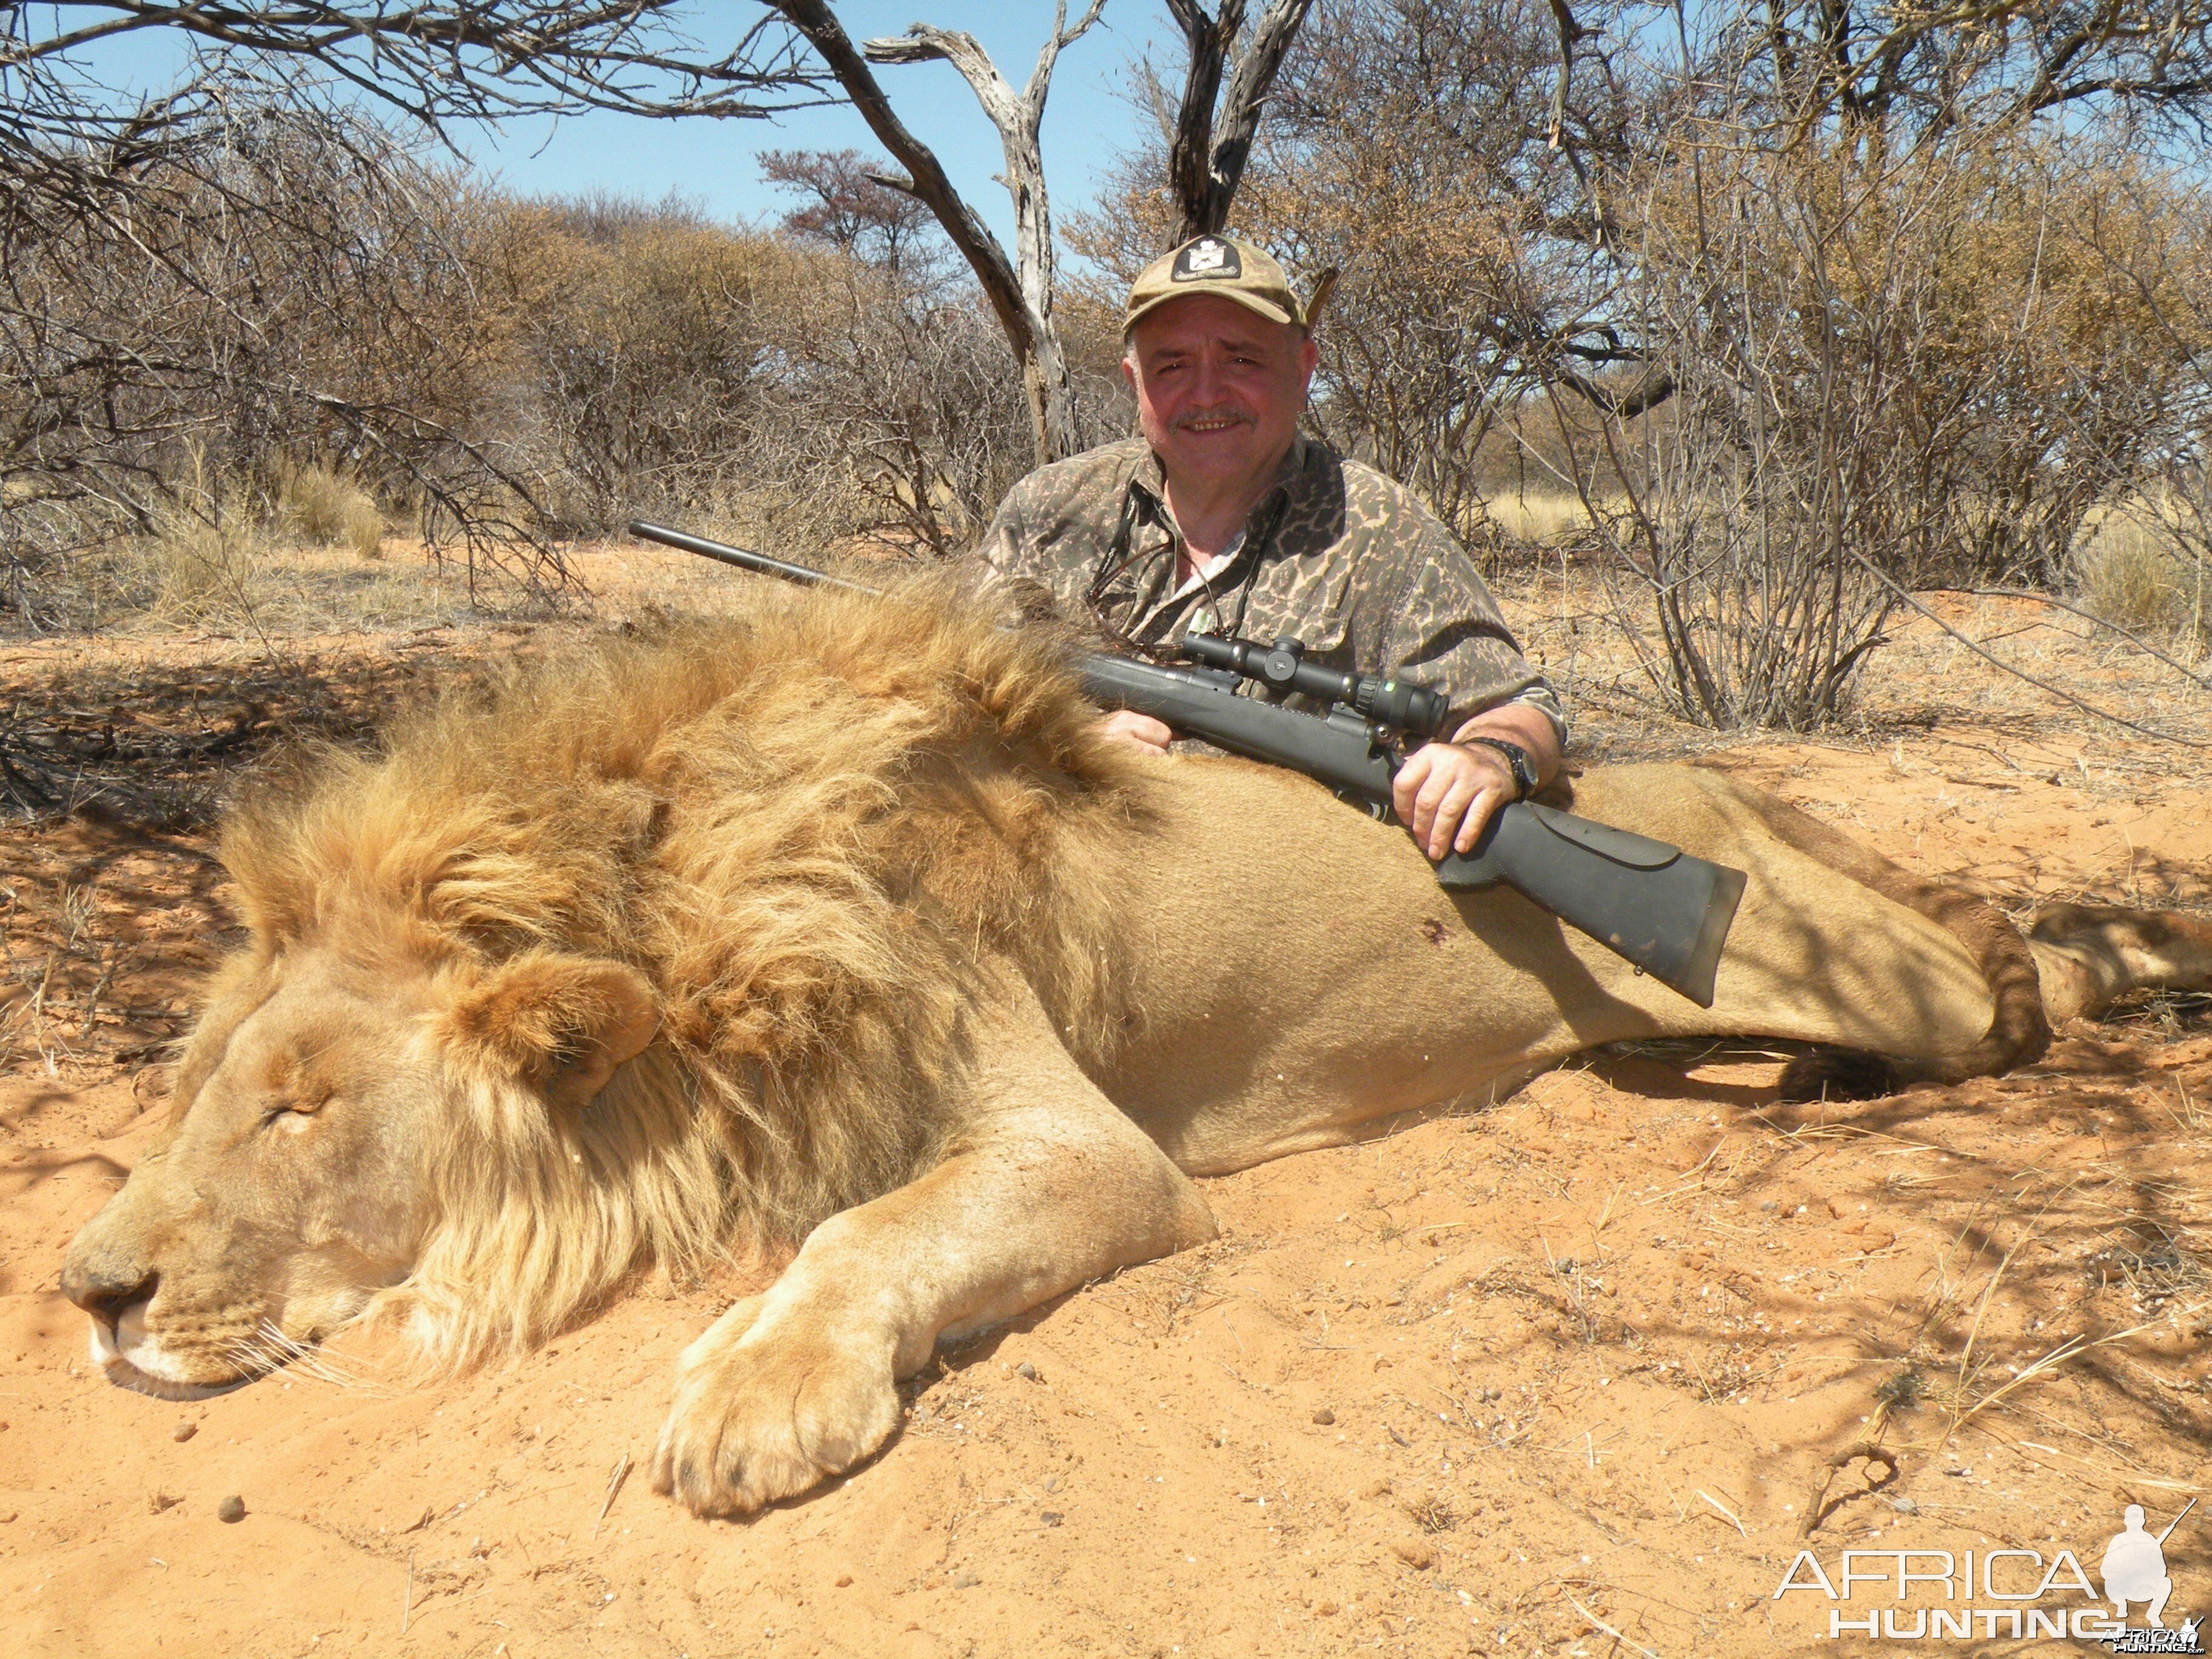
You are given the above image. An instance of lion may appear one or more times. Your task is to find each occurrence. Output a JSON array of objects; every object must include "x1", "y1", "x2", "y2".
[{"x1": 59, "y1": 575, "x2": 2212, "y2": 1518}]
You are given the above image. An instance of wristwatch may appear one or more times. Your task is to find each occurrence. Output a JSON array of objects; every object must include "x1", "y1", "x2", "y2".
[{"x1": 1460, "y1": 736, "x2": 1537, "y2": 801}]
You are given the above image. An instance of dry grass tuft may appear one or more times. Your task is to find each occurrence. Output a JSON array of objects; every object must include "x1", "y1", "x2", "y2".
[
  {"x1": 87, "y1": 456, "x2": 469, "y2": 637},
  {"x1": 273, "y1": 458, "x2": 385, "y2": 560},
  {"x1": 134, "y1": 506, "x2": 268, "y2": 629},
  {"x1": 2075, "y1": 502, "x2": 2207, "y2": 640},
  {"x1": 1404, "y1": 1491, "x2": 1458, "y2": 1533},
  {"x1": 1481, "y1": 491, "x2": 1592, "y2": 549}
]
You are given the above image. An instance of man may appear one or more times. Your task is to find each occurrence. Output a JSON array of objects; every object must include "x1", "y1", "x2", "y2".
[
  {"x1": 976, "y1": 234, "x2": 1563, "y2": 860},
  {"x1": 2100, "y1": 1504, "x2": 2176, "y2": 1629}
]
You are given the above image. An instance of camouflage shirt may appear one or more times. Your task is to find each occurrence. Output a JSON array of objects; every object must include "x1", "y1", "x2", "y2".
[{"x1": 974, "y1": 434, "x2": 1563, "y2": 737}]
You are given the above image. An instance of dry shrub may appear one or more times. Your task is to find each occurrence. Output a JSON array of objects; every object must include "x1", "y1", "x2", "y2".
[
  {"x1": 1482, "y1": 492, "x2": 1594, "y2": 551},
  {"x1": 2077, "y1": 503, "x2": 2209, "y2": 642},
  {"x1": 743, "y1": 259, "x2": 1033, "y2": 555},
  {"x1": 133, "y1": 509, "x2": 266, "y2": 630},
  {"x1": 485, "y1": 188, "x2": 1051, "y2": 558},
  {"x1": 1, "y1": 89, "x2": 575, "y2": 625},
  {"x1": 273, "y1": 459, "x2": 384, "y2": 558},
  {"x1": 1558, "y1": 125, "x2": 2212, "y2": 727},
  {"x1": 493, "y1": 198, "x2": 789, "y2": 533}
]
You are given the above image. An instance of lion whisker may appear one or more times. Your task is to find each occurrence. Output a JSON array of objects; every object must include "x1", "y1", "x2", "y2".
[{"x1": 243, "y1": 1319, "x2": 390, "y2": 1395}]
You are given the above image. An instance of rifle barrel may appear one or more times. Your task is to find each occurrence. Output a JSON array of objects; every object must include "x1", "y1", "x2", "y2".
[
  {"x1": 628, "y1": 520, "x2": 881, "y2": 596},
  {"x1": 2157, "y1": 1496, "x2": 2197, "y2": 1544}
]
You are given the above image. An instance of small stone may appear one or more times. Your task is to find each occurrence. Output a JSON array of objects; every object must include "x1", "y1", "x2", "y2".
[
  {"x1": 1314, "y1": 1601, "x2": 1340, "y2": 1617},
  {"x1": 1890, "y1": 1496, "x2": 1917, "y2": 1514},
  {"x1": 1392, "y1": 1538, "x2": 1436, "y2": 1570},
  {"x1": 216, "y1": 1495, "x2": 246, "y2": 1524},
  {"x1": 1014, "y1": 1361, "x2": 1039, "y2": 1381},
  {"x1": 172, "y1": 1421, "x2": 197, "y2": 1443},
  {"x1": 834, "y1": 1574, "x2": 854, "y2": 1588},
  {"x1": 1044, "y1": 1475, "x2": 1063, "y2": 1495},
  {"x1": 951, "y1": 1570, "x2": 980, "y2": 1589},
  {"x1": 1310, "y1": 1406, "x2": 1335, "y2": 1426},
  {"x1": 1359, "y1": 1478, "x2": 1392, "y2": 1501},
  {"x1": 0, "y1": 1512, "x2": 15, "y2": 1524},
  {"x1": 1039, "y1": 1511, "x2": 1064, "y2": 1527}
]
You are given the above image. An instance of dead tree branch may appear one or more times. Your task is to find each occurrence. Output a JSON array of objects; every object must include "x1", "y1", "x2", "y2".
[
  {"x1": 856, "y1": 0, "x2": 1107, "y2": 463},
  {"x1": 1164, "y1": 0, "x2": 1314, "y2": 242},
  {"x1": 771, "y1": 1, "x2": 1111, "y2": 464}
]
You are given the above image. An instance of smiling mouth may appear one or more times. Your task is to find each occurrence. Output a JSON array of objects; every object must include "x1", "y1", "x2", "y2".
[{"x1": 1175, "y1": 414, "x2": 1250, "y2": 434}]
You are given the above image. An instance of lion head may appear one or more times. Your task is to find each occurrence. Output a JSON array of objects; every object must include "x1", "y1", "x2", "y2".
[
  {"x1": 61, "y1": 580, "x2": 1141, "y2": 1396},
  {"x1": 63, "y1": 929, "x2": 665, "y2": 1398}
]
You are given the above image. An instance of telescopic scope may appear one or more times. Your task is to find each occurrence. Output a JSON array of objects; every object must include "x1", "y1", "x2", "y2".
[{"x1": 1178, "y1": 634, "x2": 1450, "y2": 740}]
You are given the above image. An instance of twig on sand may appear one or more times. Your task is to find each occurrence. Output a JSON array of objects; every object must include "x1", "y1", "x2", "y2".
[
  {"x1": 594, "y1": 1452, "x2": 633, "y2": 1539},
  {"x1": 1565, "y1": 1593, "x2": 1669, "y2": 1659},
  {"x1": 1798, "y1": 1442, "x2": 1900, "y2": 1538},
  {"x1": 1844, "y1": 557, "x2": 2211, "y2": 747},
  {"x1": 1695, "y1": 1487, "x2": 1747, "y2": 1537}
]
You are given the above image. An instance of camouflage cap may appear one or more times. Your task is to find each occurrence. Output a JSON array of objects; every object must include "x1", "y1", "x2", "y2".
[{"x1": 1123, "y1": 235, "x2": 1332, "y2": 333}]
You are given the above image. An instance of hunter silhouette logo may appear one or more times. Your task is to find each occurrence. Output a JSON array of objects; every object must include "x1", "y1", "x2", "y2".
[
  {"x1": 1772, "y1": 1496, "x2": 2199, "y2": 1647},
  {"x1": 2106, "y1": 1504, "x2": 2184, "y2": 1627},
  {"x1": 1171, "y1": 238, "x2": 1239, "y2": 281},
  {"x1": 2100, "y1": 1501, "x2": 2200, "y2": 1654}
]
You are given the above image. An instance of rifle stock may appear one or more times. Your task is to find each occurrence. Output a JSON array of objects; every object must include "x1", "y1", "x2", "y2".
[{"x1": 630, "y1": 520, "x2": 1746, "y2": 1007}]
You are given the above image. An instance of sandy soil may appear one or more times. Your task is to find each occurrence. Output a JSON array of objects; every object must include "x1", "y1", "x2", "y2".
[{"x1": 3, "y1": 585, "x2": 2210, "y2": 1658}]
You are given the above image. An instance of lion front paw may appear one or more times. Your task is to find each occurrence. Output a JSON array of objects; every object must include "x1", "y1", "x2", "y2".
[{"x1": 650, "y1": 1307, "x2": 902, "y2": 1518}]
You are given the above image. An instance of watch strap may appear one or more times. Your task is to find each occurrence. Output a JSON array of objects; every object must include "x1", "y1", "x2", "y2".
[{"x1": 1460, "y1": 736, "x2": 1536, "y2": 800}]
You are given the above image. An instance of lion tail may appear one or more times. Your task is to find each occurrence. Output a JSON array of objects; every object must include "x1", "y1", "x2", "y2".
[{"x1": 1744, "y1": 791, "x2": 2051, "y2": 1102}]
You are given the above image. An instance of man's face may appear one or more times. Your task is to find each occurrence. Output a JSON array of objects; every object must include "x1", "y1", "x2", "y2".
[{"x1": 1123, "y1": 295, "x2": 1319, "y2": 494}]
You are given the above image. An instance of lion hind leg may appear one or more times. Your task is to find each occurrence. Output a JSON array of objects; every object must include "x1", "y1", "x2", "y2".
[
  {"x1": 651, "y1": 975, "x2": 1216, "y2": 1518},
  {"x1": 1718, "y1": 783, "x2": 2051, "y2": 1096},
  {"x1": 2026, "y1": 901, "x2": 2212, "y2": 1024}
]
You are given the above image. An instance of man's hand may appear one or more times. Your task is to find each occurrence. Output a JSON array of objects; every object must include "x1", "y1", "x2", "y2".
[
  {"x1": 1393, "y1": 702, "x2": 1561, "y2": 860},
  {"x1": 1098, "y1": 709, "x2": 1173, "y2": 753},
  {"x1": 1393, "y1": 741, "x2": 1517, "y2": 860}
]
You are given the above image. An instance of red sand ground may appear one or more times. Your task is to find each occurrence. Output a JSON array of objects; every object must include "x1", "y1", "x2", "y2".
[{"x1": 3, "y1": 597, "x2": 2209, "y2": 1658}]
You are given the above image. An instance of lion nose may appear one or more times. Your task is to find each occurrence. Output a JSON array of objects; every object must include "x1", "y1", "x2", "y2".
[{"x1": 60, "y1": 1259, "x2": 155, "y2": 1329}]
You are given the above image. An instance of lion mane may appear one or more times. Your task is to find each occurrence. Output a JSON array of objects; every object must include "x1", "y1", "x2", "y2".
[{"x1": 211, "y1": 575, "x2": 1148, "y2": 1371}]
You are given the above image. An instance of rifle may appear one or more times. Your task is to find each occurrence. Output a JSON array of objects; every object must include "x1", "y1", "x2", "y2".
[{"x1": 629, "y1": 521, "x2": 1746, "y2": 1008}]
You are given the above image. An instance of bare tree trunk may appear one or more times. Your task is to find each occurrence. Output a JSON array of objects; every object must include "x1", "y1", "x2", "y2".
[
  {"x1": 772, "y1": 1, "x2": 1102, "y2": 466},
  {"x1": 1164, "y1": 0, "x2": 1315, "y2": 243}
]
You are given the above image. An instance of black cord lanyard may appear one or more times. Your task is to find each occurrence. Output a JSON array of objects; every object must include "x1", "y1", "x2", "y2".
[{"x1": 1085, "y1": 480, "x2": 1285, "y2": 659}]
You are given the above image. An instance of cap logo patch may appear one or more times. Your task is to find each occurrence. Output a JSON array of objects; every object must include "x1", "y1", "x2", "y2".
[{"x1": 1171, "y1": 238, "x2": 1240, "y2": 282}]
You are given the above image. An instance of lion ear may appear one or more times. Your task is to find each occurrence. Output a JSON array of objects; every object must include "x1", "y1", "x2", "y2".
[{"x1": 444, "y1": 951, "x2": 660, "y2": 1109}]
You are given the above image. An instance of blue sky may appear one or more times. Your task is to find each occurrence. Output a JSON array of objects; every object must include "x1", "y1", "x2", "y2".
[
  {"x1": 64, "y1": 2, "x2": 1168, "y2": 246},
  {"x1": 463, "y1": 3, "x2": 1169, "y2": 242}
]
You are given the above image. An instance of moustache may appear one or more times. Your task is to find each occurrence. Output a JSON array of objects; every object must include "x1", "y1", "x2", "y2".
[{"x1": 1170, "y1": 407, "x2": 1255, "y2": 431}]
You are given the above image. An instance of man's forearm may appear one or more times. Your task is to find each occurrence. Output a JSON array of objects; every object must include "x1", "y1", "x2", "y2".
[{"x1": 1450, "y1": 700, "x2": 1563, "y2": 790}]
